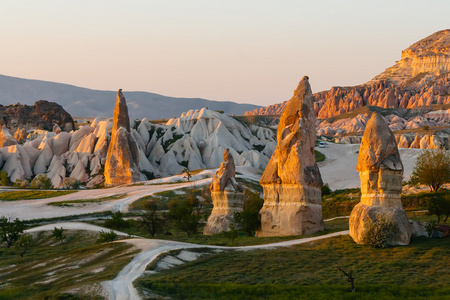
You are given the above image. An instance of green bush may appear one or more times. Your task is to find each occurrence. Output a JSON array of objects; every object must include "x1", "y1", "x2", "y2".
[
  {"x1": 97, "y1": 230, "x2": 118, "y2": 243},
  {"x1": 62, "y1": 178, "x2": 81, "y2": 189},
  {"x1": 30, "y1": 175, "x2": 53, "y2": 189},
  {"x1": 234, "y1": 190, "x2": 264, "y2": 236},
  {"x1": 361, "y1": 214, "x2": 395, "y2": 248},
  {"x1": 0, "y1": 216, "x2": 25, "y2": 248},
  {"x1": 167, "y1": 199, "x2": 201, "y2": 237},
  {"x1": 321, "y1": 183, "x2": 332, "y2": 196},
  {"x1": 0, "y1": 171, "x2": 9, "y2": 186},
  {"x1": 104, "y1": 211, "x2": 131, "y2": 231}
]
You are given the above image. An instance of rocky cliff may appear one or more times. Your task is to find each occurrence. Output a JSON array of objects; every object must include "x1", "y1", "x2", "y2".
[
  {"x1": 0, "y1": 100, "x2": 74, "y2": 133},
  {"x1": 245, "y1": 30, "x2": 450, "y2": 120}
]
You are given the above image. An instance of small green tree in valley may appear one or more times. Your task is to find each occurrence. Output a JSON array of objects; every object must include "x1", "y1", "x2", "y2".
[
  {"x1": 428, "y1": 196, "x2": 450, "y2": 223},
  {"x1": 410, "y1": 149, "x2": 450, "y2": 192},
  {"x1": 0, "y1": 216, "x2": 25, "y2": 248},
  {"x1": 234, "y1": 190, "x2": 264, "y2": 236},
  {"x1": 16, "y1": 233, "x2": 33, "y2": 257},
  {"x1": 167, "y1": 199, "x2": 200, "y2": 237},
  {"x1": 104, "y1": 211, "x2": 130, "y2": 231},
  {"x1": 139, "y1": 200, "x2": 166, "y2": 237},
  {"x1": 222, "y1": 223, "x2": 239, "y2": 245},
  {"x1": 52, "y1": 227, "x2": 66, "y2": 244},
  {"x1": 97, "y1": 230, "x2": 118, "y2": 243}
]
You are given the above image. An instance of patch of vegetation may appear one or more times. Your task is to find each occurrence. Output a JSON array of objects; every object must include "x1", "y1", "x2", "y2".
[
  {"x1": 162, "y1": 133, "x2": 184, "y2": 152},
  {"x1": 252, "y1": 144, "x2": 265, "y2": 152},
  {"x1": 47, "y1": 193, "x2": 127, "y2": 207},
  {"x1": 410, "y1": 149, "x2": 450, "y2": 192},
  {"x1": 314, "y1": 150, "x2": 325, "y2": 162},
  {"x1": 322, "y1": 188, "x2": 360, "y2": 219},
  {"x1": 137, "y1": 235, "x2": 450, "y2": 299},
  {"x1": 0, "y1": 190, "x2": 76, "y2": 201},
  {"x1": 0, "y1": 230, "x2": 137, "y2": 299}
]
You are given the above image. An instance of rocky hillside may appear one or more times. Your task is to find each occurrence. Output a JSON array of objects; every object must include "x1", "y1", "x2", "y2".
[
  {"x1": 0, "y1": 108, "x2": 276, "y2": 187},
  {"x1": 0, "y1": 74, "x2": 261, "y2": 120},
  {"x1": 0, "y1": 100, "x2": 74, "y2": 133},
  {"x1": 245, "y1": 30, "x2": 450, "y2": 119}
]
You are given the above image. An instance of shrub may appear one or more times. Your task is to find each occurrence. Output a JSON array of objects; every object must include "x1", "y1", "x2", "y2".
[
  {"x1": 62, "y1": 178, "x2": 81, "y2": 189},
  {"x1": 222, "y1": 223, "x2": 239, "y2": 245},
  {"x1": 0, "y1": 171, "x2": 9, "y2": 186},
  {"x1": 97, "y1": 230, "x2": 118, "y2": 243},
  {"x1": 425, "y1": 220, "x2": 437, "y2": 237},
  {"x1": 30, "y1": 174, "x2": 53, "y2": 189},
  {"x1": 234, "y1": 190, "x2": 264, "y2": 236},
  {"x1": 321, "y1": 183, "x2": 332, "y2": 196},
  {"x1": 361, "y1": 214, "x2": 395, "y2": 248},
  {"x1": 52, "y1": 227, "x2": 66, "y2": 244},
  {"x1": 14, "y1": 179, "x2": 29, "y2": 188}
]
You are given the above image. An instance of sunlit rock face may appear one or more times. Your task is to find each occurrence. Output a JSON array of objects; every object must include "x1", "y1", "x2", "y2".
[
  {"x1": 246, "y1": 30, "x2": 450, "y2": 119},
  {"x1": 349, "y1": 113, "x2": 411, "y2": 246},
  {"x1": 257, "y1": 76, "x2": 324, "y2": 237},
  {"x1": 104, "y1": 90, "x2": 140, "y2": 186},
  {"x1": 204, "y1": 148, "x2": 244, "y2": 235}
]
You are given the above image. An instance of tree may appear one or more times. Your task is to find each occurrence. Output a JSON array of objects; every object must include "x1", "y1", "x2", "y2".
[
  {"x1": 410, "y1": 149, "x2": 450, "y2": 192},
  {"x1": 30, "y1": 174, "x2": 53, "y2": 189},
  {"x1": 167, "y1": 199, "x2": 200, "y2": 237},
  {"x1": 0, "y1": 171, "x2": 9, "y2": 186},
  {"x1": 104, "y1": 211, "x2": 130, "y2": 231},
  {"x1": 139, "y1": 200, "x2": 166, "y2": 237},
  {"x1": 16, "y1": 234, "x2": 33, "y2": 257},
  {"x1": 52, "y1": 227, "x2": 66, "y2": 244},
  {"x1": 0, "y1": 216, "x2": 25, "y2": 248},
  {"x1": 222, "y1": 223, "x2": 239, "y2": 245},
  {"x1": 428, "y1": 196, "x2": 450, "y2": 223},
  {"x1": 182, "y1": 168, "x2": 192, "y2": 182},
  {"x1": 234, "y1": 190, "x2": 264, "y2": 236}
]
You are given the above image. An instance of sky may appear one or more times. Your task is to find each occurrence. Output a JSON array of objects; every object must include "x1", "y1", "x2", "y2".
[{"x1": 2, "y1": 0, "x2": 449, "y2": 107}]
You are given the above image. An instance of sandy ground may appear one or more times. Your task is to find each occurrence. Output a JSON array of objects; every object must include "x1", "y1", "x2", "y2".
[
  {"x1": 26, "y1": 221, "x2": 348, "y2": 300},
  {"x1": 317, "y1": 143, "x2": 421, "y2": 190}
]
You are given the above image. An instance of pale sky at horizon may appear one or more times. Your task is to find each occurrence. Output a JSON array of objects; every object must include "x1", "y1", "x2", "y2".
[{"x1": 2, "y1": 1, "x2": 449, "y2": 107}]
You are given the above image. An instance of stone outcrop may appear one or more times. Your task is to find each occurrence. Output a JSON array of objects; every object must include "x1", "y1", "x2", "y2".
[
  {"x1": 257, "y1": 76, "x2": 324, "y2": 237},
  {"x1": 104, "y1": 90, "x2": 140, "y2": 186},
  {"x1": 204, "y1": 148, "x2": 244, "y2": 235},
  {"x1": 0, "y1": 100, "x2": 74, "y2": 132},
  {"x1": 0, "y1": 126, "x2": 17, "y2": 148},
  {"x1": 349, "y1": 113, "x2": 411, "y2": 246},
  {"x1": 14, "y1": 128, "x2": 27, "y2": 144}
]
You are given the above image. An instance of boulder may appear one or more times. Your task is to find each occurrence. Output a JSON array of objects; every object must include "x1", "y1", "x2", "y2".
[
  {"x1": 350, "y1": 112, "x2": 411, "y2": 246},
  {"x1": 204, "y1": 148, "x2": 244, "y2": 235},
  {"x1": 104, "y1": 90, "x2": 140, "y2": 185},
  {"x1": 257, "y1": 76, "x2": 324, "y2": 237}
]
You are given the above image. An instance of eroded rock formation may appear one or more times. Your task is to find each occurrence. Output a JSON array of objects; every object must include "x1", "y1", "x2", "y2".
[
  {"x1": 204, "y1": 148, "x2": 244, "y2": 235},
  {"x1": 104, "y1": 90, "x2": 140, "y2": 185},
  {"x1": 257, "y1": 76, "x2": 324, "y2": 237},
  {"x1": 349, "y1": 113, "x2": 411, "y2": 245},
  {"x1": 0, "y1": 100, "x2": 74, "y2": 132}
]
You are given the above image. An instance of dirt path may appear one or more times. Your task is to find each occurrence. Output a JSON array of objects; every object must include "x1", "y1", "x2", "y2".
[{"x1": 27, "y1": 222, "x2": 348, "y2": 300}]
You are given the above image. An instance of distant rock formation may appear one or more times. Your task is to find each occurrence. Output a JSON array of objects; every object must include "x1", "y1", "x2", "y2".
[
  {"x1": 104, "y1": 90, "x2": 140, "y2": 186},
  {"x1": 204, "y1": 148, "x2": 244, "y2": 235},
  {"x1": 0, "y1": 100, "x2": 74, "y2": 133},
  {"x1": 0, "y1": 126, "x2": 17, "y2": 148},
  {"x1": 257, "y1": 76, "x2": 324, "y2": 237},
  {"x1": 245, "y1": 30, "x2": 450, "y2": 120},
  {"x1": 349, "y1": 113, "x2": 411, "y2": 246},
  {"x1": 13, "y1": 128, "x2": 26, "y2": 144}
]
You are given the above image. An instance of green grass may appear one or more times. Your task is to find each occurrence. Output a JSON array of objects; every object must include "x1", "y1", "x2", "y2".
[
  {"x1": 0, "y1": 190, "x2": 77, "y2": 201},
  {"x1": 314, "y1": 150, "x2": 325, "y2": 162},
  {"x1": 47, "y1": 193, "x2": 128, "y2": 207},
  {"x1": 137, "y1": 234, "x2": 450, "y2": 299},
  {"x1": 0, "y1": 230, "x2": 138, "y2": 299}
]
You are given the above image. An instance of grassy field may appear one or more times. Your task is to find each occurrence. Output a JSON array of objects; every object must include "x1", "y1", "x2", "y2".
[
  {"x1": 0, "y1": 230, "x2": 138, "y2": 299},
  {"x1": 137, "y1": 234, "x2": 450, "y2": 299},
  {"x1": 46, "y1": 193, "x2": 128, "y2": 207},
  {"x1": 0, "y1": 190, "x2": 77, "y2": 201}
]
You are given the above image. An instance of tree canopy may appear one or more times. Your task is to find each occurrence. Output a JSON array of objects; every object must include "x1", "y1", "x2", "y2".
[{"x1": 411, "y1": 149, "x2": 450, "y2": 192}]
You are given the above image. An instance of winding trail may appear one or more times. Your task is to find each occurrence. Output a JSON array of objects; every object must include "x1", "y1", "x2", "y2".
[{"x1": 27, "y1": 222, "x2": 349, "y2": 300}]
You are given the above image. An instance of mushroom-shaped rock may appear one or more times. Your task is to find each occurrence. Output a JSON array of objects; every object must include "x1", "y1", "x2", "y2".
[
  {"x1": 350, "y1": 112, "x2": 411, "y2": 246},
  {"x1": 257, "y1": 76, "x2": 324, "y2": 237},
  {"x1": 104, "y1": 90, "x2": 140, "y2": 185},
  {"x1": 204, "y1": 148, "x2": 244, "y2": 235}
]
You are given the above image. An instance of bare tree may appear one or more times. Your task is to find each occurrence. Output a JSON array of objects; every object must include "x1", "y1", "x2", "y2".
[{"x1": 336, "y1": 264, "x2": 355, "y2": 292}]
